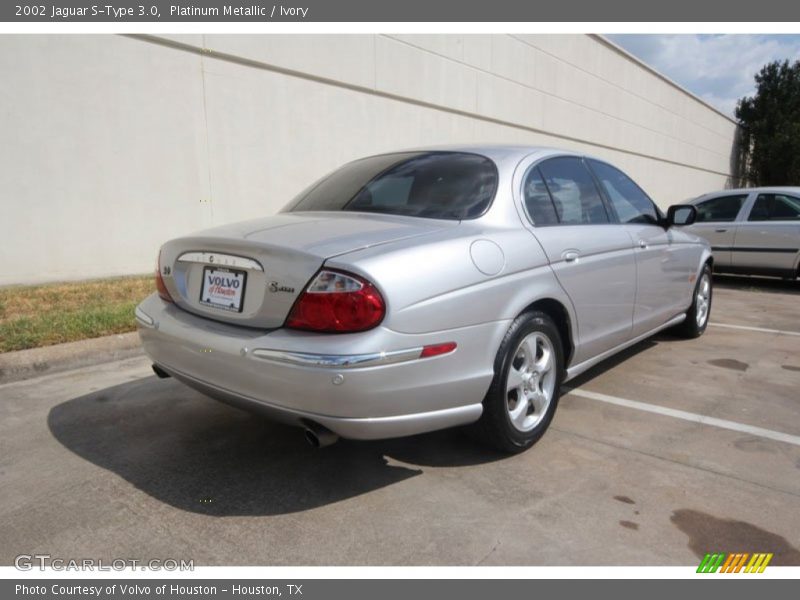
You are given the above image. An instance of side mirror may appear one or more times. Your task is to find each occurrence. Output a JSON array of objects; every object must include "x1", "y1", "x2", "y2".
[{"x1": 666, "y1": 204, "x2": 697, "y2": 227}]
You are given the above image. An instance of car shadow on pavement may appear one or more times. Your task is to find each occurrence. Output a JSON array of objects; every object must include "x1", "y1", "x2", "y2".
[
  {"x1": 564, "y1": 338, "x2": 660, "y2": 390},
  {"x1": 713, "y1": 273, "x2": 800, "y2": 295},
  {"x1": 47, "y1": 376, "x2": 507, "y2": 516}
]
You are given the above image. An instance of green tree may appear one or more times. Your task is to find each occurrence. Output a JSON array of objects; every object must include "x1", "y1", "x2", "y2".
[{"x1": 735, "y1": 59, "x2": 800, "y2": 186}]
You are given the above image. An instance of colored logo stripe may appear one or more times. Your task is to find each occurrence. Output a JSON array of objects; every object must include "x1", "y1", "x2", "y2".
[
  {"x1": 697, "y1": 553, "x2": 726, "y2": 573},
  {"x1": 696, "y1": 553, "x2": 773, "y2": 573},
  {"x1": 745, "y1": 553, "x2": 773, "y2": 573},
  {"x1": 721, "y1": 553, "x2": 749, "y2": 573}
]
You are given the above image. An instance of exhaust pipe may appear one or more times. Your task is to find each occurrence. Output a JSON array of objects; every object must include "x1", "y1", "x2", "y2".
[
  {"x1": 152, "y1": 364, "x2": 171, "y2": 379},
  {"x1": 303, "y1": 422, "x2": 339, "y2": 448}
]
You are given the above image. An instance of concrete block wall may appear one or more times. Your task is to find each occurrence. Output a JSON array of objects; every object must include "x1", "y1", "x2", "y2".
[{"x1": 0, "y1": 34, "x2": 739, "y2": 285}]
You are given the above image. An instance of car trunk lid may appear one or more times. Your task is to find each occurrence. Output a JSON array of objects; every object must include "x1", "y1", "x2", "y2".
[{"x1": 158, "y1": 212, "x2": 456, "y2": 329}]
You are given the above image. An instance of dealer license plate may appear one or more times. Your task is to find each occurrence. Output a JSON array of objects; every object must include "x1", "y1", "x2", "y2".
[{"x1": 200, "y1": 267, "x2": 247, "y2": 312}]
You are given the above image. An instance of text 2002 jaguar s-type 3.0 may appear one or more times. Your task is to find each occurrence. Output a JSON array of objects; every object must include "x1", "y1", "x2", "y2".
[{"x1": 136, "y1": 146, "x2": 711, "y2": 453}]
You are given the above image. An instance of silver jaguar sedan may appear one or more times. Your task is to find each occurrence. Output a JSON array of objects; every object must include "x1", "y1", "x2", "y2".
[{"x1": 136, "y1": 146, "x2": 712, "y2": 453}]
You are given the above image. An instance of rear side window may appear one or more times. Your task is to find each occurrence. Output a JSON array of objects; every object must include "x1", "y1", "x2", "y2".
[
  {"x1": 588, "y1": 159, "x2": 659, "y2": 225},
  {"x1": 537, "y1": 157, "x2": 609, "y2": 225},
  {"x1": 695, "y1": 195, "x2": 748, "y2": 222},
  {"x1": 748, "y1": 193, "x2": 800, "y2": 221},
  {"x1": 522, "y1": 167, "x2": 559, "y2": 225},
  {"x1": 285, "y1": 152, "x2": 498, "y2": 220}
]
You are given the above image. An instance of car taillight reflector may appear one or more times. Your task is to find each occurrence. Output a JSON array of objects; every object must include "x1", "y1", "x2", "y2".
[
  {"x1": 420, "y1": 342, "x2": 457, "y2": 358},
  {"x1": 286, "y1": 270, "x2": 385, "y2": 333},
  {"x1": 155, "y1": 251, "x2": 173, "y2": 303}
]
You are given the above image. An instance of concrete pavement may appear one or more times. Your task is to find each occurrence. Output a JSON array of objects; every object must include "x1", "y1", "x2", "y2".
[{"x1": 1, "y1": 275, "x2": 798, "y2": 566}]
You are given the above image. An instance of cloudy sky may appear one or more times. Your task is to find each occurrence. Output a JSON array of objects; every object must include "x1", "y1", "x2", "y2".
[{"x1": 607, "y1": 34, "x2": 800, "y2": 117}]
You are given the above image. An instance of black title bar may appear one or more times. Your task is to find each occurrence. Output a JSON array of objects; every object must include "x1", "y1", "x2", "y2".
[{"x1": 3, "y1": 0, "x2": 800, "y2": 22}]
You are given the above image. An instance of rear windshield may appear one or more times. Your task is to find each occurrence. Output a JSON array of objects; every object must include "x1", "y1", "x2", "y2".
[{"x1": 283, "y1": 152, "x2": 498, "y2": 220}]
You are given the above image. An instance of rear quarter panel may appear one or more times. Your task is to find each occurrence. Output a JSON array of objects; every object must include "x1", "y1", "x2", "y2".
[{"x1": 325, "y1": 222, "x2": 576, "y2": 346}]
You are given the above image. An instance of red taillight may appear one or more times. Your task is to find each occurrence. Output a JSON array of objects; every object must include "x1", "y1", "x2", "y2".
[
  {"x1": 286, "y1": 269, "x2": 385, "y2": 333},
  {"x1": 155, "y1": 251, "x2": 173, "y2": 303}
]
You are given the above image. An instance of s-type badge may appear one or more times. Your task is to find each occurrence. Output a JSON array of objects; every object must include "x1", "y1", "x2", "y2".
[{"x1": 269, "y1": 281, "x2": 295, "y2": 294}]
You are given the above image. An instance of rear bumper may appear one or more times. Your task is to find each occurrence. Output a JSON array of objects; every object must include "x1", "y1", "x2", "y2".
[
  {"x1": 157, "y1": 364, "x2": 483, "y2": 440},
  {"x1": 136, "y1": 293, "x2": 508, "y2": 439}
]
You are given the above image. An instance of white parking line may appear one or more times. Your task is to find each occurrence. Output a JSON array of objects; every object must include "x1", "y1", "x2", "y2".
[
  {"x1": 710, "y1": 322, "x2": 800, "y2": 337},
  {"x1": 565, "y1": 387, "x2": 800, "y2": 447}
]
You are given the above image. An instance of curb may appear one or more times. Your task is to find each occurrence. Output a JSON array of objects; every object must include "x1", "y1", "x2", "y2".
[{"x1": 0, "y1": 332, "x2": 144, "y2": 385}]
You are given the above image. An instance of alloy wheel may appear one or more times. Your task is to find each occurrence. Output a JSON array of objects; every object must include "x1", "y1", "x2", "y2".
[
  {"x1": 696, "y1": 273, "x2": 711, "y2": 327},
  {"x1": 505, "y1": 331, "x2": 557, "y2": 432}
]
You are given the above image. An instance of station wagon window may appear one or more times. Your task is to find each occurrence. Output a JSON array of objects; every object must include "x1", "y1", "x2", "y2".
[
  {"x1": 285, "y1": 152, "x2": 498, "y2": 220},
  {"x1": 694, "y1": 194, "x2": 748, "y2": 222},
  {"x1": 748, "y1": 193, "x2": 800, "y2": 221},
  {"x1": 587, "y1": 159, "x2": 659, "y2": 225},
  {"x1": 537, "y1": 157, "x2": 610, "y2": 225}
]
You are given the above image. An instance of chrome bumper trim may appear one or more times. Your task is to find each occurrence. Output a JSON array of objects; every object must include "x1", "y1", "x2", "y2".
[{"x1": 251, "y1": 347, "x2": 423, "y2": 369}]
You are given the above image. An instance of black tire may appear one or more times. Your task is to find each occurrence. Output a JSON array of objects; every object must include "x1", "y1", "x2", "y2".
[
  {"x1": 673, "y1": 264, "x2": 712, "y2": 339},
  {"x1": 472, "y1": 311, "x2": 564, "y2": 454}
]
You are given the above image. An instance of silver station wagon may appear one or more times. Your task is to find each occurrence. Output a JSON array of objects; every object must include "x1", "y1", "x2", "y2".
[
  {"x1": 684, "y1": 187, "x2": 800, "y2": 279},
  {"x1": 136, "y1": 146, "x2": 712, "y2": 453}
]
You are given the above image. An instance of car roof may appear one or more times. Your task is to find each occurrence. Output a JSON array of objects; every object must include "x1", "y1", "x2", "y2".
[
  {"x1": 690, "y1": 187, "x2": 800, "y2": 203},
  {"x1": 380, "y1": 144, "x2": 603, "y2": 171},
  {"x1": 388, "y1": 144, "x2": 585, "y2": 163}
]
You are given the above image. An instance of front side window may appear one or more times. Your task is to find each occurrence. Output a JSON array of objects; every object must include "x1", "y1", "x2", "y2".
[
  {"x1": 588, "y1": 159, "x2": 659, "y2": 225},
  {"x1": 537, "y1": 157, "x2": 609, "y2": 225},
  {"x1": 285, "y1": 152, "x2": 498, "y2": 220},
  {"x1": 695, "y1": 194, "x2": 748, "y2": 222},
  {"x1": 748, "y1": 193, "x2": 800, "y2": 221}
]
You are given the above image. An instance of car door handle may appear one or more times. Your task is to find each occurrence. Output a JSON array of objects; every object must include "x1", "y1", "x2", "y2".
[
  {"x1": 638, "y1": 239, "x2": 648, "y2": 249},
  {"x1": 562, "y1": 251, "x2": 580, "y2": 263},
  {"x1": 715, "y1": 228, "x2": 728, "y2": 233}
]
